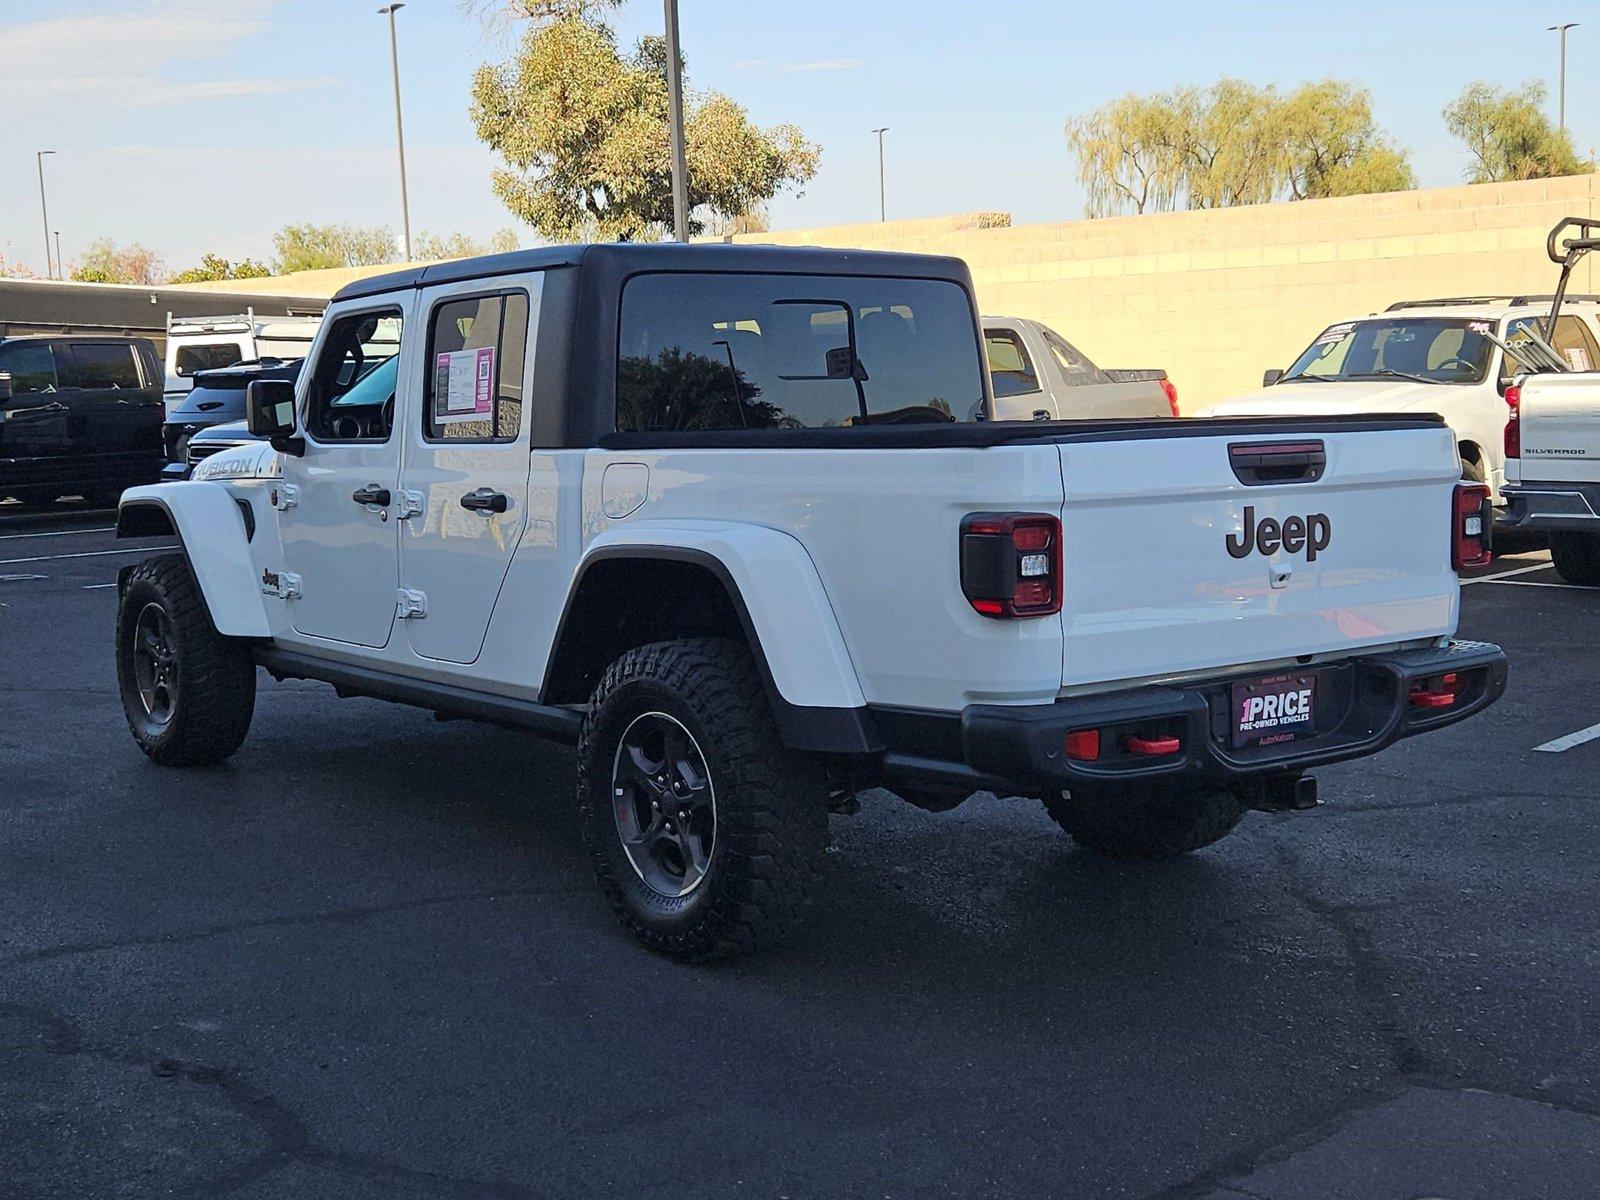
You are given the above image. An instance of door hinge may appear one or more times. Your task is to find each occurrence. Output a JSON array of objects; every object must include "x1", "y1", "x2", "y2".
[
  {"x1": 396, "y1": 588, "x2": 428, "y2": 619},
  {"x1": 270, "y1": 484, "x2": 299, "y2": 511},
  {"x1": 396, "y1": 489, "x2": 424, "y2": 520}
]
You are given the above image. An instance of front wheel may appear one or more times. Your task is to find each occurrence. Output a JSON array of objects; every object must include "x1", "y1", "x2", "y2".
[
  {"x1": 1550, "y1": 532, "x2": 1600, "y2": 585},
  {"x1": 1043, "y1": 786, "x2": 1244, "y2": 861},
  {"x1": 577, "y1": 638, "x2": 827, "y2": 961},
  {"x1": 116, "y1": 554, "x2": 256, "y2": 766}
]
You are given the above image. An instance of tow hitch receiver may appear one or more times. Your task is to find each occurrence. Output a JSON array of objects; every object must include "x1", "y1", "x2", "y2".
[{"x1": 1238, "y1": 773, "x2": 1319, "y2": 812}]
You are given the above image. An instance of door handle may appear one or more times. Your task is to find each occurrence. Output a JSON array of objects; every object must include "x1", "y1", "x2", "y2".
[
  {"x1": 351, "y1": 484, "x2": 391, "y2": 506},
  {"x1": 459, "y1": 487, "x2": 508, "y2": 514}
]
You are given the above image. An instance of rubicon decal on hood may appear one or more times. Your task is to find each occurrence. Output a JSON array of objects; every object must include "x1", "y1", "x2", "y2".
[{"x1": 1226, "y1": 506, "x2": 1332, "y2": 561}]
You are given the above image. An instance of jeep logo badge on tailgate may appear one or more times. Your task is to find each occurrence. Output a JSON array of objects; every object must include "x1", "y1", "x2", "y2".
[{"x1": 1226, "y1": 507, "x2": 1331, "y2": 561}]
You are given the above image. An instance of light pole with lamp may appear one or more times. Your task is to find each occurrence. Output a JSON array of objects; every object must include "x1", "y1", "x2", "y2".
[
  {"x1": 36, "y1": 150, "x2": 55, "y2": 279},
  {"x1": 378, "y1": 4, "x2": 413, "y2": 261},
  {"x1": 871, "y1": 128, "x2": 888, "y2": 222},
  {"x1": 1548, "y1": 22, "x2": 1579, "y2": 134}
]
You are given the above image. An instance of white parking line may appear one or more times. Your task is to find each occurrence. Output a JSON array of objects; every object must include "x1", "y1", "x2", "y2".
[
  {"x1": 1535, "y1": 721, "x2": 1600, "y2": 753},
  {"x1": 82, "y1": 583, "x2": 118, "y2": 590},
  {"x1": 0, "y1": 526, "x2": 116, "y2": 541},
  {"x1": 1477, "y1": 579, "x2": 1600, "y2": 590},
  {"x1": 1462, "y1": 560, "x2": 1556, "y2": 586},
  {"x1": 0, "y1": 573, "x2": 47, "y2": 581},
  {"x1": 0, "y1": 546, "x2": 177, "y2": 566}
]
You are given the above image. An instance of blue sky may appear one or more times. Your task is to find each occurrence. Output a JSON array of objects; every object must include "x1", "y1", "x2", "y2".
[{"x1": 0, "y1": 0, "x2": 1593, "y2": 275}]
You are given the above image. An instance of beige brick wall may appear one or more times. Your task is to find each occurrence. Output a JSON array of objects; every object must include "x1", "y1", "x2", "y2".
[{"x1": 731, "y1": 176, "x2": 1600, "y2": 410}]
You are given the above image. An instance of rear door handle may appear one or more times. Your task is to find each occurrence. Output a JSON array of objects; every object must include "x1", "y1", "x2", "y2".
[
  {"x1": 351, "y1": 484, "x2": 391, "y2": 506},
  {"x1": 459, "y1": 488, "x2": 508, "y2": 514}
]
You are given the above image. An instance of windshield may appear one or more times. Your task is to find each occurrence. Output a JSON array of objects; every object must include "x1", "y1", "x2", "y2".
[{"x1": 1281, "y1": 317, "x2": 1495, "y2": 385}]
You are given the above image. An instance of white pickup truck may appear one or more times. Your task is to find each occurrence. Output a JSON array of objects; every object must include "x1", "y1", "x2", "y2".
[
  {"x1": 1503, "y1": 371, "x2": 1600, "y2": 581},
  {"x1": 112, "y1": 243, "x2": 1507, "y2": 960},
  {"x1": 1197, "y1": 297, "x2": 1600, "y2": 503}
]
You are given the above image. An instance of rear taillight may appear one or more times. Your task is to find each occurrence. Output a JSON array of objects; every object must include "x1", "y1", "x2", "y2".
[
  {"x1": 1160, "y1": 377, "x2": 1180, "y2": 417},
  {"x1": 1503, "y1": 384, "x2": 1521, "y2": 459},
  {"x1": 1452, "y1": 482, "x2": 1492, "y2": 570},
  {"x1": 961, "y1": 512, "x2": 1063, "y2": 618}
]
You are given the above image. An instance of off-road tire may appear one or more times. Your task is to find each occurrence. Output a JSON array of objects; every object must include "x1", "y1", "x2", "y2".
[
  {"x1": 116, "y1": 554, "x2": 256, "y2": 766},
  {"x1": 1043, "y1": 786, "x2": 1245, "y2": 861},
  {"x1": 1550, "y1": 532, "x2": 1600, "y2": 586},
  {"x1": 577, "y1": 637, "x2": 826, "y2": 961}
]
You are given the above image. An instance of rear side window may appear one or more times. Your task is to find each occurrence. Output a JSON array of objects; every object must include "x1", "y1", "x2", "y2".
[
  {"x1": 67, "y1": 343, "x2": 143, "y2": 389},
  {"x1": 1041, "y1": 328, "x2": 1111, "y2": 386},
  {"x1": 424, "y1": 292, "x2": 529, "y2": 442},
  {"x1": 175, "y1": 343, "x2": 244, "y2": 377},
  {"x1": 984, "y1": 329, "x2": 1040, "y2": 397},
  {"x1": 616, "y1": 272, "x2": 986, "y2": 432},
  {"x1": 0, "y1": 342, "x2": 58, "y2": 393}
]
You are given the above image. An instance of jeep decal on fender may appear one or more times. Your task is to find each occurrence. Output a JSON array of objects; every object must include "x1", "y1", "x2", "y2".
[{"x1": 1226, "y1": 506, "x2": 1331, "y2": 561}]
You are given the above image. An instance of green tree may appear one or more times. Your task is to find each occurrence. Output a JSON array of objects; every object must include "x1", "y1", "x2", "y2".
[
  {"x1": 412, "y1": 228, "x2": 522, "y2": 261},
  {"x1": 1066, "y1": 79, "x2": 1414, "y2": 217},
  {"x1": 272, "y1": 223, "x2": 398, "y2": 273},
  {"x1": 1444, "y1": 81, "x2": 1586, "y2": 183},
  {"x1": 69, "y1": 238, "x2": 166, "y2": 284},
  {"x1": 470, "y1": 12, "x2": 819, "y2": 241},
  {"x1": 170, "y1": 253, "x2": 273, "y2": 283}
]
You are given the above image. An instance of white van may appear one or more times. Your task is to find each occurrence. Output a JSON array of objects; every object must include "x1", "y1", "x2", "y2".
[{"x1": 163, "y1": 309, "x2": 322, "y2": 414}]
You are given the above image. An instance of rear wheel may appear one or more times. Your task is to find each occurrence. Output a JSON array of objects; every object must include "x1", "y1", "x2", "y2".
[
  {"x1": 1550, "y1": 532, "x2": 1600, "y2": 585},
  {"x1": 116, "y1": 554, "x2": 256, "y2": 766},
  {"x1": 577, "y1": 637, "x2": 827, "y2": 960},
  {"x1": 1043, "y1": 786, "x2": 1244, "y2": 861}
]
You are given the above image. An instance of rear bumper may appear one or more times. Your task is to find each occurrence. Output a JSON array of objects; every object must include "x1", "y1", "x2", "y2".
[
  {"x1": 880, "y1": 641, "x2": 1507, "y2": 797},
  {"x1": 1502, "y1": 482, "x2": 1600, "y2": 532}
]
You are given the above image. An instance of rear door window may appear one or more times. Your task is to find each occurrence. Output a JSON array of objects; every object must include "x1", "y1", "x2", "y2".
[
  {"x1": 66, "y1": 343, "x2": 143, "y2": 389},
  {"x1": 424, "y1": 291, "x2": 529, "y2": 442},
  {"x1": 175, "y1": 342, "x2": 245, "y2": 377},
  {"x1": 616, "y1": 272, "x2": 986, "y2": 431},
  {"x1": 984, "y1": 328, "x2": 1040, "y2": 397},
  {"x1": 0, "y1": 342, "x2": 59, "y2": 393}
]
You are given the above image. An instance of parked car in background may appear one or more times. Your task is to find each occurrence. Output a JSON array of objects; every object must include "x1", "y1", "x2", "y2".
[
  {"x1": 1196, "y1": 297, "x2": 1600, "y2": 503},
  {"x1": 163, "y1": 310, "x2": 321, "y2": 415},
  {"x1": 1502, "y1": 371, "x2": 1600, "y2": 582},
  {"x1": 0, "y1": 334, "x2": 163, "y2": 506},
  {"x1": 161, "y1": 359, "x2": 302, "y2": 481},
  {"x1": 983, "y1": 316, "x2": 1177, "y2": 420}
]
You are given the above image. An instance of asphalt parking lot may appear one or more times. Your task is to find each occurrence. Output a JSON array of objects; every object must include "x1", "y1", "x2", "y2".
[{"x1": 3, "y1": 505, "x2": 1598, "y2": 1199}]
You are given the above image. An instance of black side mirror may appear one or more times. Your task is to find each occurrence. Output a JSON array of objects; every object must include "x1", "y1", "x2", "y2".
[
  {"x1": 1262, "y1": 368, "x2": 1284, "y2": 387},
  {"x1": 0, "y1": 372, "x2": 11, "y2": 403},
  {"x1": 246, "y1": 378, "x2": 304, "y2": 457}
]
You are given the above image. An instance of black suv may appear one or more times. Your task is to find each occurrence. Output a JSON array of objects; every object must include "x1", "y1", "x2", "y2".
[
  {"x1": 161, "y1": 359, "x2": 302, "y2": 481},
  {"x1": 0, "y1": 335, "x2": 163, "y2": 505}
]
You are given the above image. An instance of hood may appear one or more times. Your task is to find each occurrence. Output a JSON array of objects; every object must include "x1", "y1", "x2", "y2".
[
  {"x1": 1197, "y1": 379, "x2": 1457, "y2": 418},
  {"x1": 189, "y1": 434, "x2": 280, "y2": 483}
]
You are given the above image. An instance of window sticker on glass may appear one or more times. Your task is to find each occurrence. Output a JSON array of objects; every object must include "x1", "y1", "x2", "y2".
[
  {"x1": 434, "y1": 346, "x2": 495, "y2": 423},
  {"x1": 1468, "y1": 321, "x2": 1493, "y2": 334},
  {"x1": 1565, "y1": 347, "x2": 1592, "y2": 371},
  {"x1": 1315, "y1": 323, "x2": 1355, "y2": 345}
]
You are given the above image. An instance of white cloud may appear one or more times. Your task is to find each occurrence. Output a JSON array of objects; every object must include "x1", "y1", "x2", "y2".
[
  {"x1": 0, "y1": 0, "x2": 334, "y2": 118},
  {"x1": 729, "y1": 58, "x2": 865, "y2": 75}
]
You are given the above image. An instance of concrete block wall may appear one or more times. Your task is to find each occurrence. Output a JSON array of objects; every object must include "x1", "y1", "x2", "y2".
[{"x1": 733, "y1": 175, "x2": 1600, "y2": 409}]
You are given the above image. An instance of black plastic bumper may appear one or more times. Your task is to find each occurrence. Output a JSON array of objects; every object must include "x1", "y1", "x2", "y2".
[
  {"x1": 1501, "y1": 482, "x2": 1600, "y2": 533},
  {"x1": 885, "y1": 641, "x2": 1507, "y2": 797}
]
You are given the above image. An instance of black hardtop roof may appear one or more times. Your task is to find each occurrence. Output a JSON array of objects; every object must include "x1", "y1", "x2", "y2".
[{"x1": 331, "y1": 241, "x2": 973, "y2": 303}]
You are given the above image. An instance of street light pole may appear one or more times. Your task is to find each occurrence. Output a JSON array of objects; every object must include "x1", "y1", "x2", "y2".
[
  {"x1": 871, "y1": 128, "x2": 889, "y2": 222},
  {"x1": 36, "y1": 150, "x2": 55, "y2": 279},
  {"x1": 378, "y1": 4, "x2": 412, "y2": 261},
  {"x1": 664, "y1": 0, "x2": 690, "y2": 241},
  {"x1": 54, "y1": 231, "x2": 62, "y2": 278},
  {"x1": 1548, "y1": 22, "x2": 1579, "y2": 134}
]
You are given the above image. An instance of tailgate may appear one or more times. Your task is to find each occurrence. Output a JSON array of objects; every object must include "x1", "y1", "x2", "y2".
[
  {"x1": 1517, "y1": 372, "x2": 1600, "y2": 483},
  {"x1": 1056, "y1": 422, "x2": 1461, "y2": 690}
]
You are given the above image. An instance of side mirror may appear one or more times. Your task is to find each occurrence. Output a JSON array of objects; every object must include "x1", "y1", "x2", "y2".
[
  {"x1": 1262, "y1": 368, "x2": 1284, "y2": 387},
  {"x1": 246, "y1": 378, "x2": 304, "y2": 457},
  {"x1": 0, "y1": 372, "x2": 11, "y2": 403}
]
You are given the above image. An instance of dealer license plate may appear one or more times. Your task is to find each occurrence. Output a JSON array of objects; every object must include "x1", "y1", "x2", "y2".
[{"x1": 1231, "y1": 673, "x2": 1317, "y2": 748}]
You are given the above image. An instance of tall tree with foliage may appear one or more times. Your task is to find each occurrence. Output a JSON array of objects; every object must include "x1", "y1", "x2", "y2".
[
  {"x1": 272, "y1": 223, "x2": 398, "y2": 273},
  {"x1": 469, "y1": 9, "x2": 819, "y2": 241},
  {"x1": 1066, "y1": 79, "x2": 1414, "y2": 217},
  {"x1": 1444, "y1": 81, "x2": 1586, "y2": 183},
  {"x1": 69, "y1": 239, "x2": 167, "y2": 284},
  {"x1": 412, "y1": 229, "x2": 521, "y2": 262},
  {"x1": 170, "y1": 253, "x2": 273, "y2": 284}
]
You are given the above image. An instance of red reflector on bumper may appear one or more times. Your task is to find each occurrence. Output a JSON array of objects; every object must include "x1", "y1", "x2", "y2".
[
  {"x1": 1065, "y1": 729, "x2": 1100, "y2": 761},
  {"x1": 1410, "y1": 690, "x2": 1457, "y2": 709},
  {"x1": 1126, "y1": 734, "x2": 1181, "y2": 756}
]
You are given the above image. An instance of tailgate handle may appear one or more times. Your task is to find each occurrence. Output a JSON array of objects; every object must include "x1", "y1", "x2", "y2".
[{"x1": 1229, "y1": 440, "x2": 1326, "y2": 486}]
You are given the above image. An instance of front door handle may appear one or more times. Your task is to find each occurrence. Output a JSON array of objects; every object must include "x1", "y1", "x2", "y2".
[
  {"x1": 459, "y1": 487, "x2": 508, "y2": 514},
  {"x1": 351, "y1": 484, "x2": 391, "y2": 506}
]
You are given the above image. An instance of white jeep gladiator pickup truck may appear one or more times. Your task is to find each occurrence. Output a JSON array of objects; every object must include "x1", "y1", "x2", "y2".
[{"x1": 112, "y1": 243, "x2": 1507, "y2": 960}]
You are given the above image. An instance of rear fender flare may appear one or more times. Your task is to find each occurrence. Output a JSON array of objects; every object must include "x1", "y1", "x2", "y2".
[{"x1": 116, "y1": 483, "x2": 269, "y2": 638}]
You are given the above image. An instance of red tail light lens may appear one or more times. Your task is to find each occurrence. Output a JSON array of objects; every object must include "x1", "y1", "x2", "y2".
[
  {"x1": 1452, "y1": 482, "x2": 1492, "y2": 570},
  {"x1": 961, "y1": 512, "x2": 1064, "y2": 618},
  {"x1": 1064, "y1": 729, "x2": 1100, "y2": 761},
  {"x1": 1503, "y1": 384, "x2": 1521, "y2": 459},
  {"x1": 1160, "y1": 377, "x2": 1180, "y2": 417}
]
